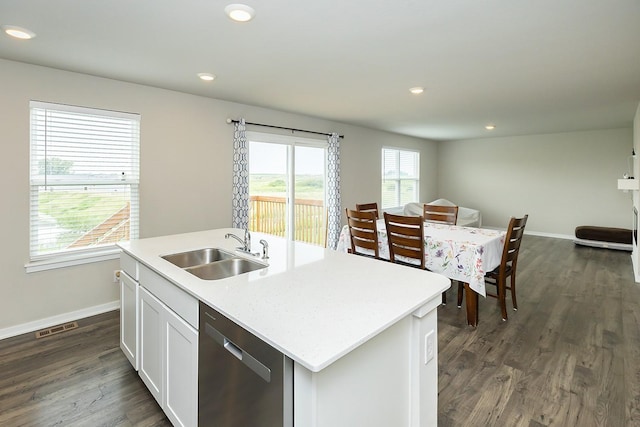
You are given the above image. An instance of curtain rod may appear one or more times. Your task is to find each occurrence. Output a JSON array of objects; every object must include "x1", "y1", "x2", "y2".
[{"x1": 226, "y1": 118, "x2": 344, "y2": 139}]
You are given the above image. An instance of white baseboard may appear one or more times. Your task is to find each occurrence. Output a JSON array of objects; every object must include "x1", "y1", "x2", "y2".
[
  {"x1": 0, "y1": 300, "x2": 120, "y2": 341},
  {"x1": 525, "y1": 230, "x2": 574, "y2": 240},
  {"x1": 480, "y1": 227, "x2": 574, "y2": 241}
]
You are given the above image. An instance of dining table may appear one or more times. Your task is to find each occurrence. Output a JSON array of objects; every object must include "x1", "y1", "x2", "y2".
[{"x1": 336, "y1": 219, "x2": 506, "y2": 326}]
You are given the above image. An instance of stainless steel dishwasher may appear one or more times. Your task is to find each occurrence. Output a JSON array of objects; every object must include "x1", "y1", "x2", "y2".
[{"x1": 199, "y1": 302, "x2": 293, "y2": 427}]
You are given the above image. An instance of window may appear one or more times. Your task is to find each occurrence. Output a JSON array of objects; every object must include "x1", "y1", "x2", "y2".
[
  {"x1": 381, "y1": 148, "x2": 419, "y2": 209},
  {"x1": 29, "y1": 101, "x2": 140, "y2": 269}
]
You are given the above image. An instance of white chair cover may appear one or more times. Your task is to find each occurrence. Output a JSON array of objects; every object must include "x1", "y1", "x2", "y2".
[{"x1": 403, "y1": 199, "x2": 481, "y2": 227}]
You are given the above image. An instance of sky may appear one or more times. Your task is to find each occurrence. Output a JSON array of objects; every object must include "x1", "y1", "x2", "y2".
[{"x1": 249, "y1": 142, "x2": 325, "y2": 175}]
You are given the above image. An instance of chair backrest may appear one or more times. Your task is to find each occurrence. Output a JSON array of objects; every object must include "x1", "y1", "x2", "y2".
[
  {"x1": 383, "y1": 212, "x2": 425, "y2": 268},
  {"x1": 345, "y1": 208, "x2": 380, "y2": 258},
  {"x1": 356, "y1": 202, "x2": 379, "y2": 219},
  {"x1": 423, "y1": 203, "x2": 458, "y2": 225},
  {"x1": 500, "y1": 215, "x2": 528, "y2": 270}
]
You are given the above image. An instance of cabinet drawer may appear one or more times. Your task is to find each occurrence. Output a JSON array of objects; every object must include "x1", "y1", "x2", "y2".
[
  {"x1": 121, "y1": 252, "x2": 139, "y2": 280},
  {"x1": 139, "y1": 264, "x2": 198, "y2": 329}
]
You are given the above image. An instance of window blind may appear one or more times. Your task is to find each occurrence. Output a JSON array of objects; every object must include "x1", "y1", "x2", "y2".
[{"x1": 29, "y1": 101, "x2": 140, "y2": 259}]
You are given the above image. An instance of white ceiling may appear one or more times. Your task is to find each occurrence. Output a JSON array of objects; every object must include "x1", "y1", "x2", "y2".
[{"x1": 1, "y1": 0, "x2": 639, "y2": 141}]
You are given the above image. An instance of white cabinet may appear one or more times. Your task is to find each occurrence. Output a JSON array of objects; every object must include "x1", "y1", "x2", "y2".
[
  {"x1": 139, "y1": 282, "x2": 198, "y2": 427},
  {"x1": 293, "y1": 301, "x2": 440, "y2": 427},
  {"x1": 120, "y1": 252, "x2": 198, "y2": 427},
  {"x1": 120, "y1": 253, "x2": 139, "y2": 370},
  {"x1": 120, "y1": 270, "x2": 139, "y2": 370},
  {"x1": 165, "y1": 304, "x2": 198, "y2": 427},
  {"x1": 139, "y1": 286, "x2": 164, "y2": 404}
]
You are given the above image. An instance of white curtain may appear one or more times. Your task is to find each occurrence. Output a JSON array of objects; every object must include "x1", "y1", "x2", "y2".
[
  {"x1": 232, "y1": 119, "x2": 249, "y2": 229},
  {"x1": 326, "y1": 132, "x2": 341, "y2": 249}
]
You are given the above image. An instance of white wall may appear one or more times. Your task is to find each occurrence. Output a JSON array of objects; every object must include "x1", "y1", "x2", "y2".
[
  {"x1": 437, "y1": 129, "x2": 634, "y2": 236},
  {"x1": 341, "y1": 134, "x2": 438, "y2": 214},
  {"x1": 0, "y1": 59, "x2": 438, "y2": 333}
]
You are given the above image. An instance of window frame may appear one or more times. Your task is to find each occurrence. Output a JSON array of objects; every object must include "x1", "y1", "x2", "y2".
[
  {"x1": 381, "y1": 147, "x2": 420, "y2": 210},
  {"x1": 26, "y1": 101, "x2": 140, "y2": 273}
]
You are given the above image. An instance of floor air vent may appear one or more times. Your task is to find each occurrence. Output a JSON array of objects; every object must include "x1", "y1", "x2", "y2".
[{"x1": 35, "y1": 321, "x2": 78, "y2": 339}]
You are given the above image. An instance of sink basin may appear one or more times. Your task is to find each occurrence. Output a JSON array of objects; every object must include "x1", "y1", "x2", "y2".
[
  {"x1": 162, "y1": 248, "x2": 236, "y2": 268},
  {"x1": 162, "y1": 247, "x2": 267, "y2": 280},
  {"x1": 186, "y1": 258, "x2": 267, "y2": 280}
]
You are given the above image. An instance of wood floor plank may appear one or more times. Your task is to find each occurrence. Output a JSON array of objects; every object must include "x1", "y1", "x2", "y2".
[{"x1": 465, "y1": 364, "x2": 524, "y2": 425}]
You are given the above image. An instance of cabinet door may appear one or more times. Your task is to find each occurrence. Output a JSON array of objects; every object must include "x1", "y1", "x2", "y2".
[
  {"x1": 165, "y1": 309, "x2": 198, "y2": 427},
  {"x1": 120, "y1": 271, "x2": 138, "y2": 370},
  {"x1": 139, "y1": 287, "x2": 164, "y2": 406}
]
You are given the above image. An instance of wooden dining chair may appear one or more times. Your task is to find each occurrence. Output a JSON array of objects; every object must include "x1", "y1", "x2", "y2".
[
  {"x1": 356, "y1": 202, "x2": 379, "y2": 219},
  {"x1": 383, "y1": 212, "x2": 425, "y2": 268},
  {"x1": 345, "y1": 208, "x2": 380, "y2": 259},
  {"x1": 423, "y1": 203, "x2": 458, "y2": 225},
  {"x1": 457, "y1": 215, "x2": 528, "y2": 320},
  {"x1": 423, "y1": 203, "x2": 458, "y2": 304}
]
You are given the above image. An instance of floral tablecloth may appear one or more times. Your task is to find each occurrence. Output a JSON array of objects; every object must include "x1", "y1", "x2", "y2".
[{"x1": 336, "y1": 220, "x2": 505, "y2": 297}]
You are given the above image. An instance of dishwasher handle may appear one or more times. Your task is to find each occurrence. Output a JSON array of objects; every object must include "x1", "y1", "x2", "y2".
[
  {"x1": 205, "y1": 322, "x2": 272, "y2": 383},
  {"x1": 223, "y1": 338, "x2": 242, "y2": 360}
]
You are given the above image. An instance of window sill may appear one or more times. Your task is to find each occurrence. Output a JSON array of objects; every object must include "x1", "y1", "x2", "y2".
[{"x1": 25, "y1": 247, "x2": 122, "y2": 273}]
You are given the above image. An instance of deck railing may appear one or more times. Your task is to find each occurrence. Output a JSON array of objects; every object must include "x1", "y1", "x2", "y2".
[
  {"x1": 249, "y1": 195, "x2": 326, "y2": 246},
  {"x1": 68, "y1": 202, "x2": 130, "y2": 249}
]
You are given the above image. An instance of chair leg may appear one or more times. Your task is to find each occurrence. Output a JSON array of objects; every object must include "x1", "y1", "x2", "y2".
[
  {"x1": 510, "y1": 274, "x2": 518, "y2": 311},
  {"x1": 499, "y1": 277, "x2": 508, "y2": 321},
  {"x1": 457, "y1": 281, "x2": 464, "y2": 308}
]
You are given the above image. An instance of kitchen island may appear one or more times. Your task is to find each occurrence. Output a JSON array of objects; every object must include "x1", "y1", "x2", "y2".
[{"x1": 118, "y1": 228, "x2": 450, "y2": 427}]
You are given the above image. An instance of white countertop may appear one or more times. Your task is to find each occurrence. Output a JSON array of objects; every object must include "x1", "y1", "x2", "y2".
[{"x1": 119, "y1": 228, "x2": 450, "y2": 372}]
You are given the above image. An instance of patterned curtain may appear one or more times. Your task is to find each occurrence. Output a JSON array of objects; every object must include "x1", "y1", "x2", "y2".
[
  {"x1": 326, "y1": 132, "x2": 341, "y2": 249},
  {"x1": 232, "y1": 119, "x2": 249, "y2": 229}
]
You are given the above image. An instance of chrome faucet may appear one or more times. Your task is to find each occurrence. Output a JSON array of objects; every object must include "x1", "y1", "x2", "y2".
[{"x1": 225, "y1": 230, "x2": 251, "y2": 253}]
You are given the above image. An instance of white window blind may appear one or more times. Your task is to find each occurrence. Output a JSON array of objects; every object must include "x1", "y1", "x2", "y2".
[
  {"x1": 29, "y1": 101, "x2": 140, "y2": 261},
  {"x1": 381, "y1": 148, "x2": 419, "y2": 209}
]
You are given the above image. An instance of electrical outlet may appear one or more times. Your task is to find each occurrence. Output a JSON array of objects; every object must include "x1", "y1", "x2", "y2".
[
  {"x1": 425, "y1": 330, "x2": 435, "y2": 364},
  {"x1": 113, "y1": 270, "x2": 121, "y2": 283}
]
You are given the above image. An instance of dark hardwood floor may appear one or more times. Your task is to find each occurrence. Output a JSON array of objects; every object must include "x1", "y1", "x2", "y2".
[
  {"x1": 0, "y1": 310, "x2": 170, "y2": 427},
  {"x1": 1, "y1": 235, "x2": 639, "y2": 426},
  {"x1": 438, "y1": 235, "x2": 640, "y2": 426}
]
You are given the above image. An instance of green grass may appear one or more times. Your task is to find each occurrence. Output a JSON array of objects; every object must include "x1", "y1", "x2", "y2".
[
  {"x1": 250, "y1": 174, "x2": 324, "y2": 200},
  {"x1": 39, "y1": 191, "x2": 126, "y2": 231}
]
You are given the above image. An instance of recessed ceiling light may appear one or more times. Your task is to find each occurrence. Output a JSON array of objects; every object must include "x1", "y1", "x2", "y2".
[
  {"x1": 198, "y1": 73, "x2": 216, "y2": 81},
  {"x1": 409, "y1": 87, "x2": 424, "y2": 95},
  {"x1": 225, "y1": 4, "x2": 255, "y2": 22},
  {"x1": 485, "y1": 124, "x2": 496, "y2": 130},
  {"x1": 2, "y1": 25, "x2": 36, "y2": 40}
]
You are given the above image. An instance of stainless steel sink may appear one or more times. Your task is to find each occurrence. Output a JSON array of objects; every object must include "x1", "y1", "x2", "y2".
[
  {"x1": 162, "y1": 247, "x2": 267, "y2": 280},
  {"x1": 186, "y1": 258, "x2": 267, "y2": 280},
  {"x1": 162, "y1": 248, "x2": 236, "y2": 268}
]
